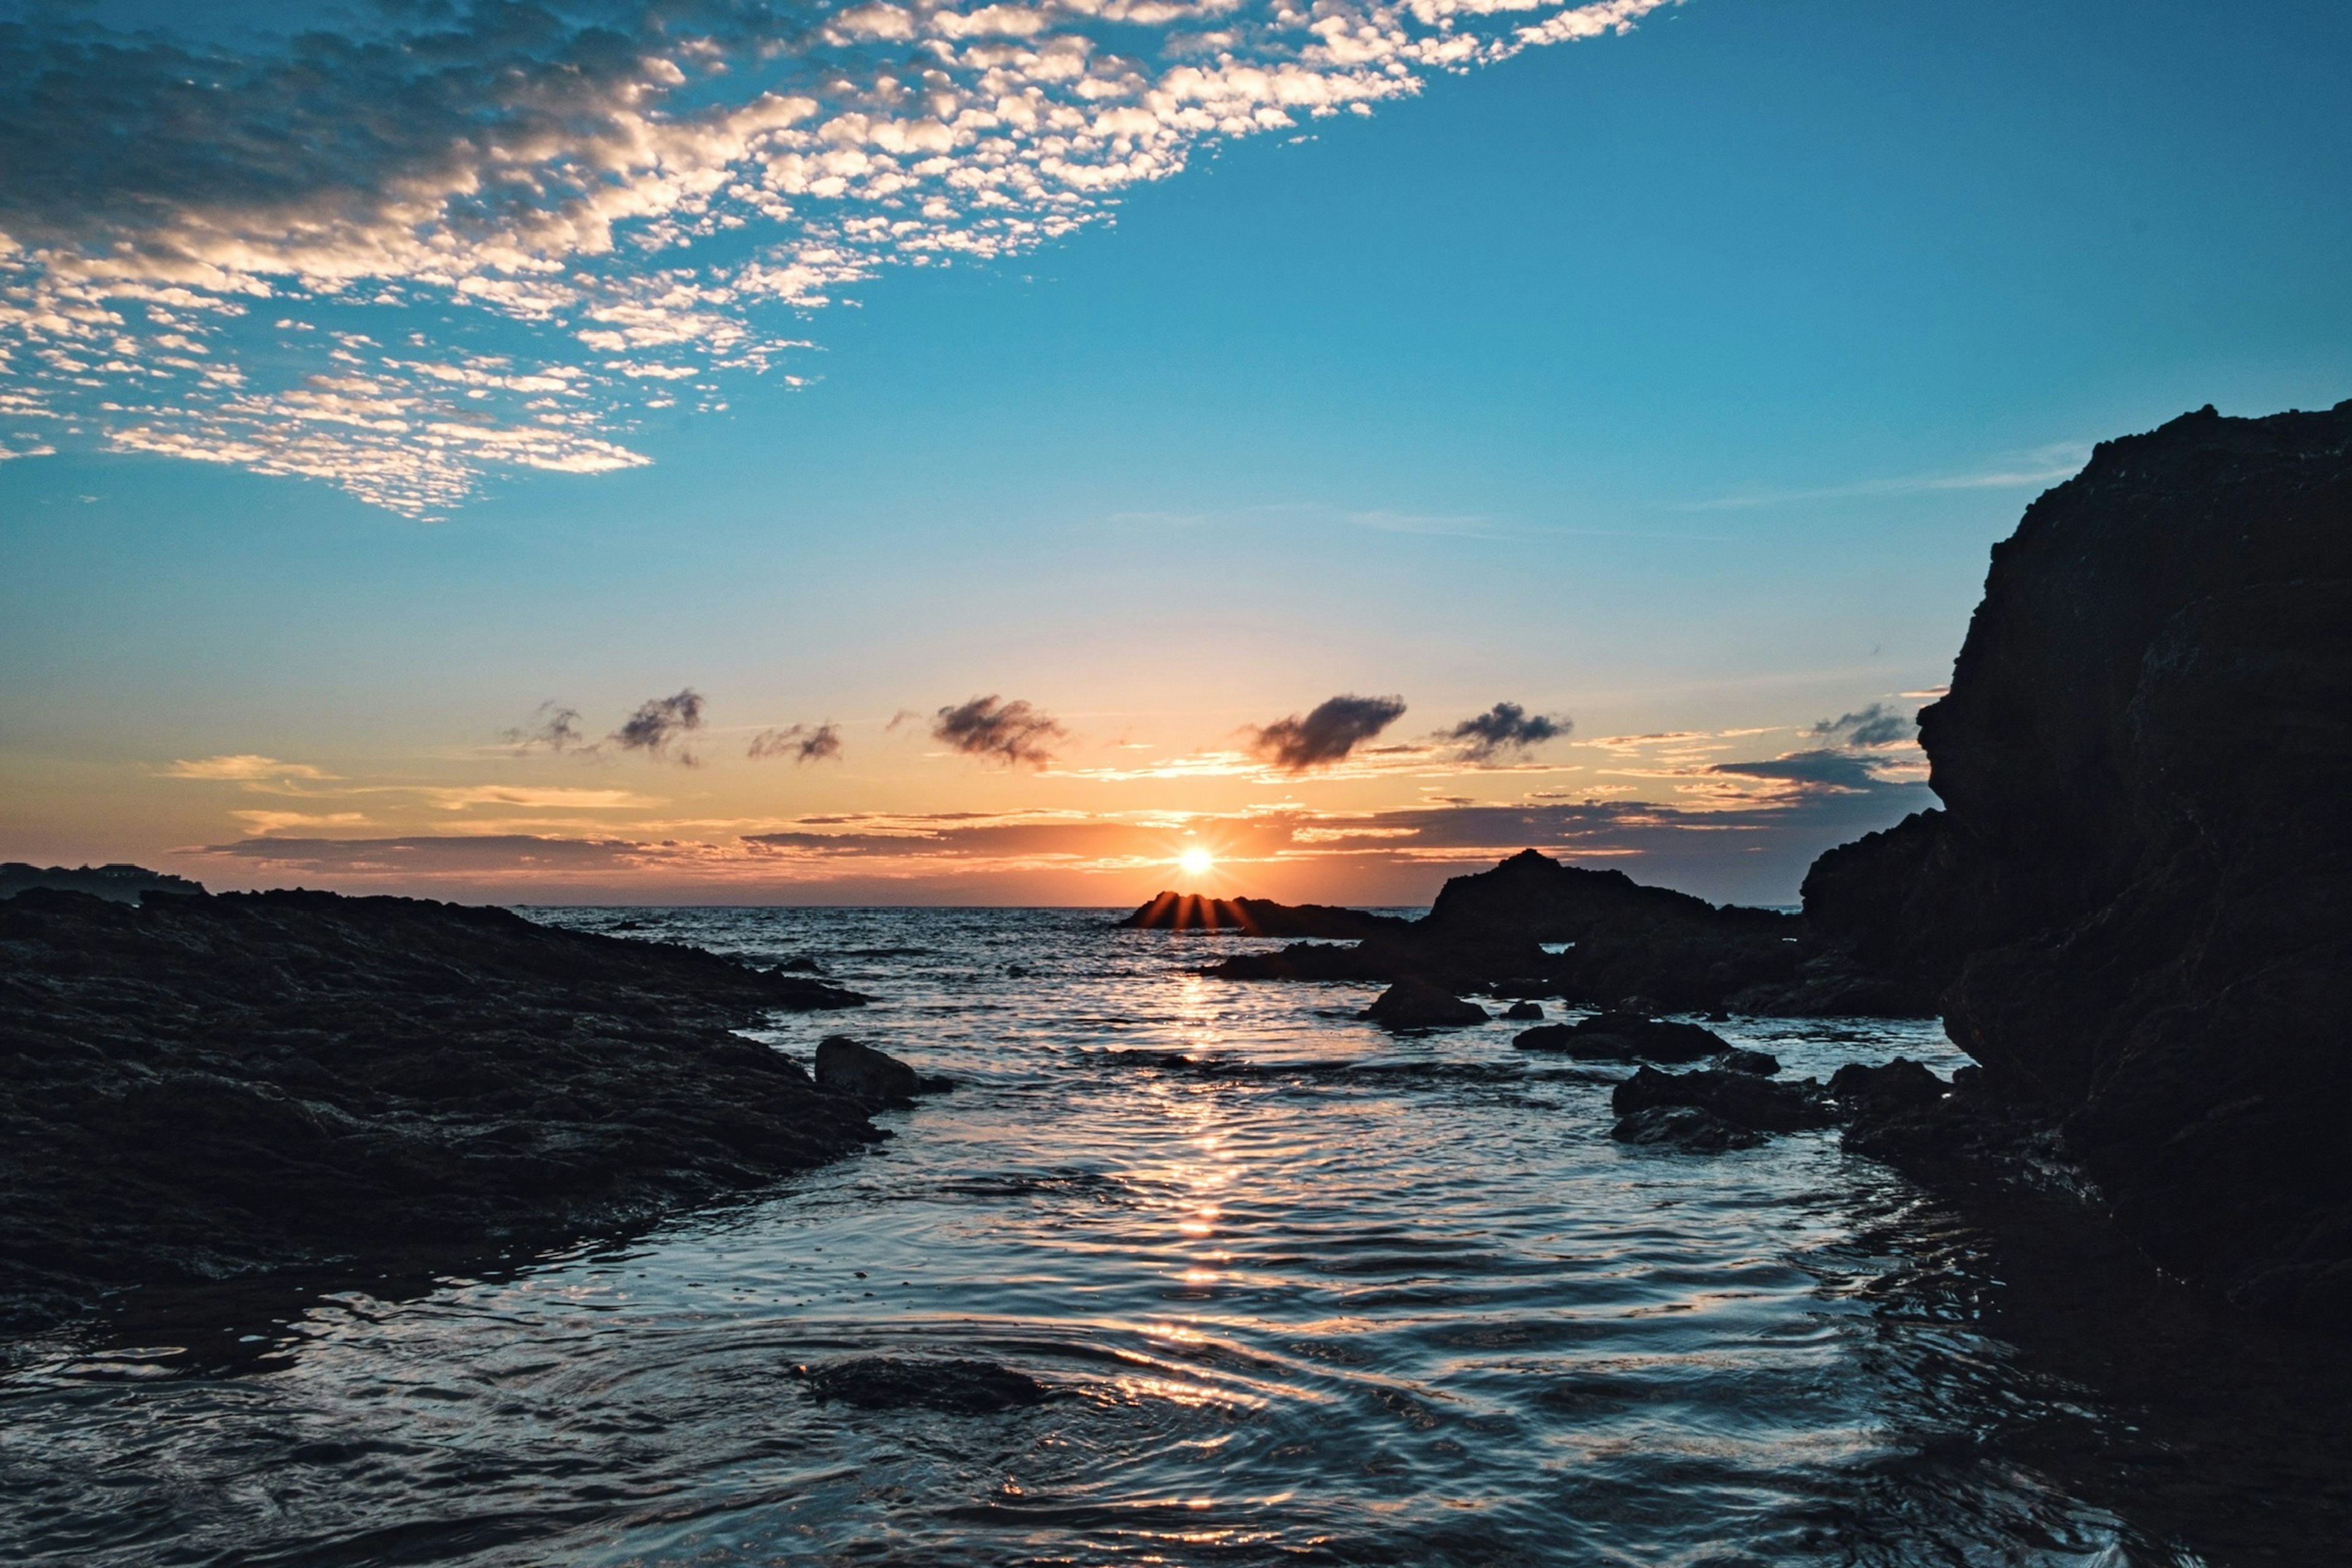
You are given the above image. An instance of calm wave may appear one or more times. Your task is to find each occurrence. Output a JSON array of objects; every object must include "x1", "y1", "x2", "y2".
[{"x1": 6, "y1": 907, "x2": 2348, "y2": 1566}]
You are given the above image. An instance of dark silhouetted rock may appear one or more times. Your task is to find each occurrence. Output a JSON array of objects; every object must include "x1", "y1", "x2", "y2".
[
  {"x1": 0, "y1": 861, "x2": 205, "y2": 903},
  {"x1": 1199, "y1": 848, "x2": 1928, "y2": 1017},
  {"x1": 1118, "y1": 892, "x2": 1412, "y2": 938},
  {"x1": 1503, "y1": 1000, "x2": 1544, "y2": 1021},
  {"x1": 0, "y1": 888, "x2": 876, "y2": 1329},
  {"x1": 1828, "y1": 1057, "x2": 1948, "y2": 1118},
  {"x1": 813, "y1": 1035, "x2": 924, "y2": 1102},
  {"x1": 1361, "y1": 977, "x2": 1488, "y2": 1030},
  {"x1": 1513, "y1": 1011, "x2": 1728, "y2": 1063},
  {"x1": 1611, "y1": 1104, "x2": 1764, "y2": 1153},
  {"x1": 797, "y1": 1355, "x2": 1052, "y2": 1413},
  {"x1": 1611, "y1": 1066, "x2": 1835, "y2": 1135},
  {"x1": 1804, "y1": 402, "x2": 2352, "y2": 1326},
  {"x1": 1719, "y1": 1049, "x2": 1780, "y2": 1076}
]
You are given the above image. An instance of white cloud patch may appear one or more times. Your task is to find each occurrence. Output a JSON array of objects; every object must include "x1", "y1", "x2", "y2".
[{"x1": 0, "y1": 0, "x2": 1676, "y2": 514}]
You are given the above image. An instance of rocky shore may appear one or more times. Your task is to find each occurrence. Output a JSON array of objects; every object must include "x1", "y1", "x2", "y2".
[
  {"x1": 0, "y1": 887, "x2": 893, "y2": 1330},
  {"x1": 1121, "y1": 401, "x2": 2351, "y2": 1328}
]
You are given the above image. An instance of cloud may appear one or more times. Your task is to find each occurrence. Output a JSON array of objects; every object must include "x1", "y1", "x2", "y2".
[
  {"x1": 161, "y1": 754, "x2": 334, "y2": 780},
  {"x1": 1246, "y1": 693, "x2": 1407, "y2": 771},
  {"x1": 748, "y1": 722, "x2": 845, "y2": 764},
  {"x1": 1809, "y1": 703, "x2": 1916, "y2": 749},
  {"x1": 932, "y1": 695, "x2": 1065, "y2": 769},
  {"x1": 0, "y1": 0, "x2": 1676, "y2": 514},
  {"x1": 193, "y1": 767, "x2": 1936, "y2": 905},
  {"x1": 1444, "y1": 701, "x2": 1569, "y2": 763},
  {"x1": 1706, "y1": 750, "x2": 1888, "y2": 793},
  {"x1": 502, "y1": 701, "x2": 587, "y2": 753},
  {"x1": 611, "y1": 689, "x2": 706, "y2": 764}
]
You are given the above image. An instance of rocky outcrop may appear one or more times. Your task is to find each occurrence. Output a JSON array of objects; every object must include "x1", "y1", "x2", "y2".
[
  {"x1": 1196, "y1": 850, "x2": 1922, "y2": 1015},
  {"x1": 1811, "y1": 402, "x2": 2352, "y2": 1325},
  {"x1": 0, "y1": 886, "x2": 879, "y2": 1328},
  {"x1": 0, "y1": 861, "x2": 205, "y2": 903},
  {"x1": 1117, "y1": 892, "x2": 1412, "y2": 939}
]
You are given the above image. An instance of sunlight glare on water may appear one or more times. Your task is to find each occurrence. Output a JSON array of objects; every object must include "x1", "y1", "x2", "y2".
[{"x1": 2, "y1": 907, "x2": 2310, "y2": 1566}]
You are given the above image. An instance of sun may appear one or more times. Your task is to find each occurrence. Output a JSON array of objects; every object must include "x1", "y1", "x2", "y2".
[{"x1": 1177, "y1": 846, "x2": 1215, "y2": 878}]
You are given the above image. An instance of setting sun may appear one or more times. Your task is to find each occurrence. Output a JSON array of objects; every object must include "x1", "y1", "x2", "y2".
[{"x1": 1177, "y1": 846, "x2": 1215, "y2": 877}]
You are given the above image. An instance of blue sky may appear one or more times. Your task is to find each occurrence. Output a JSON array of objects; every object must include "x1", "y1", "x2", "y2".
[{"x1": 3, "y1": 0, "x2": 2348, "y2": 903}]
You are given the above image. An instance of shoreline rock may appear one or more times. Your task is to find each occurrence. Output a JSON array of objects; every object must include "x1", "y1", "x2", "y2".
[{"x1": 0, "y1": 887, "x2": 883, "y2": 1330}]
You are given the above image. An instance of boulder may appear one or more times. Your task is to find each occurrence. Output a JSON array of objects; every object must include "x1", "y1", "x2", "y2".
[
  {"x1": 1512, "y1": 1011, "x2": 1728, "y2": 1063},
  {"x1": 1827, "y1": 1057, "x2": 1948, "y2": 1117},
  {"x1": 813, "y1": 1036, "x2": 925, "y2": 1101},
  {"x1": 1719, "y1": 1049, "x2": 1781, "y2": 1077},
  {"x1": 1503, "y1": 1001, "x2": 1545, "y2": 1021},
  {"x1": 1360, "y1": 977, "x2": 1489, "y2": 1030}
]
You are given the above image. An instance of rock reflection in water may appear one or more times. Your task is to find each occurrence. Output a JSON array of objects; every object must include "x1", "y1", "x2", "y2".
[{"x1": 2, "y1": 907, "x2": 2348, "y2": 1567}]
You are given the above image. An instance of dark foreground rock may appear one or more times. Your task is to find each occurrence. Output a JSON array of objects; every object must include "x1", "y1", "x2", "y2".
[
  {"x1": 1361, "y1": 977, "x2": 1488, "y2": 1030},
  {"x1": 0, "y1": 887, "x2": 878, "y2": 1329},
  {"x1": 796, "y1": 1355, "x2": 1054, "y2": 1414},
  {"x1": 1806, "y1": 402, "x2": 2352, "y2": 1326}
]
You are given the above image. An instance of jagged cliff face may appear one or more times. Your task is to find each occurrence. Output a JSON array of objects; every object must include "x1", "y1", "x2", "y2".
[{"x1": 1844, "y1": 402, "x2": 2352, "y2": 1322}]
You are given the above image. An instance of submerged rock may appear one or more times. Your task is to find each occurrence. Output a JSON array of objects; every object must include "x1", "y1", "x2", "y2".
[
  {"x1": 797, "y1": 1355, "x2": 1052, "y2": 1414},
  {"x1": 1611, "y1": 1104, "x2": 1765, "y2": 1153},
  {"x1": 1611, "y1": 1066, "x2": 1835, "y2": 1135},
  {"x1": 1361, "y1": 977, "x2": 1489, "y2": 1030}
]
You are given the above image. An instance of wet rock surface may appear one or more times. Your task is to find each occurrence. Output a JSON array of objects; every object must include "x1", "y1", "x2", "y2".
[
  {"x1": 796, "y1": 1355, "x2": 1054, "y2": 1414},
  {"x1": 813, "y1": 1035, "x2": 932, "y2": 1102},
  {"x1": 0, "y1": 887, "x2": 880, "y2": 1329},
  {"x1": 1610, "y1": 1104, "x2": 1765, "y2": 1153},
  {"x1": 1513, "y1": 1011, "x2": 1730, "y2": 1063},
  {"x1": 1360, "y1": 976, "x2": 1488, "y2": 1030}
]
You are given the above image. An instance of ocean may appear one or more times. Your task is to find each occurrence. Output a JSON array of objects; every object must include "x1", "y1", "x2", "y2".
[{"x1": 6, "y1": 906, "x2": 2346, "y2": 1566}]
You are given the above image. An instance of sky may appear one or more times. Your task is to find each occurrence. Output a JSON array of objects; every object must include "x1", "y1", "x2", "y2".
[{"x1": 2, "y1": 0, "x2": 2349, "y2": 907}]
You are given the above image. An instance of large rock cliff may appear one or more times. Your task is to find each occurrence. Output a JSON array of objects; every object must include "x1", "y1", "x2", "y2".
[{"x1": 1819, "y1": 402, "x2": 2352, "y2": 1324}]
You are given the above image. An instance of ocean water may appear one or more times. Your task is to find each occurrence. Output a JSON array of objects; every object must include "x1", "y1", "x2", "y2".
[{"x1": 6, "y1": 907, "x2": 2350, "y2": 1567}]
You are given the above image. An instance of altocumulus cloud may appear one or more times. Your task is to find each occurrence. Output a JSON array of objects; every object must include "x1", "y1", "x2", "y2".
[
  {"x1": 1445, "y1": 701, "x2": 1569, "y2": 763},
  {"x1": 0, "y1": 0, "x2": 1676, "y2": 515},
  {"x1": 932, "y1": 696, "x2": 1065, "y2": 769},
  {"x1": 612, "y1": 690, "x2": 707, "y2": 764},
  {"x1": 1248, "y1": 693, "x2": 1408, "y2": 771},
  {"x1": 748, "y1": 722, "x2": 845, "y2": 764}
]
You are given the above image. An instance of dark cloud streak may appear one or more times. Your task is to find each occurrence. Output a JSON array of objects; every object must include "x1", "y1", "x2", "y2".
[
  {"x1": 748, "y1": 722, "x2": 843, "y2": 764},
  {"x1": 1247, "y1": 693, "x2": 1407, "y2": 771},
  {"x1": 932, "y1": 696, "x2": 1065, "y2": 769},
  {"x1": 1444, "y1": 701, "x2": 1568, "y2": 762},
  {"x1": 611, "y1": 688, "x2": 704, "y2": 765}
]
